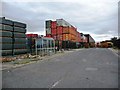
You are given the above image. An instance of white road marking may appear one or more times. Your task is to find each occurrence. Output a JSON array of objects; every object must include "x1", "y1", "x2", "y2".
[
  {"x1": 51, "y1": 79, "x2": 62, "y2": 88},
  {"x1": 85, "y1": 67, "x2": 98, "y2": 71}
]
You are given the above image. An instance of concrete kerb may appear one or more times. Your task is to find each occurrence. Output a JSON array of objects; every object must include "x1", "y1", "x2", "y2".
[
  {"x1": 108, "y1": 48, "x2": 120, "y2": 57},
  {"x1": 1, "y1": 48, "x2": 84, "y2": 71}
]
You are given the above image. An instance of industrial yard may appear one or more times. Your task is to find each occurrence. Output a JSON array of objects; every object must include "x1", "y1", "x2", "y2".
[
  {"x1": 0, "y1": 17, "x2": 119, "y2": 89},
  {"x1": 1, "y1": 0, "x2": 119, "y2": 89},
  {"x1": 2, "y1": 48, "x2": 118, "y2": 88},
  {"x1": 0, "y1": 17, "x2": 96, "y2": 61}
]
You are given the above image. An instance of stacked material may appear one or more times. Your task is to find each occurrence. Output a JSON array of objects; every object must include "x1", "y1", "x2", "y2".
[
  {"x1": 62, "y1": 26, "x2": 77, "y2": 42},
  {"x1": 56, "y1": 19, "x2": 72, "y2": 27},
  {"x1": 0, "y1": 17, "x2": 13, "y2": 56},
  {"x1": 0, "y1": 17, "x2": 27, "y2": 56},
  {"x1": 45, "y1": 19, "x2": 95, "y2": 49},
  {"x1": 13, "y1": 21, "x2": 27, "y2": 55},
  {"x1": 45, "y1": 19, "x2": 79, "y2": 49}
]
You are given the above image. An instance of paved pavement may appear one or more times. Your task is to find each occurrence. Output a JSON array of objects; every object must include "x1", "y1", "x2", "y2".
[{"x1": 2, "y1": 48, "x2": 118, "y2": 88}]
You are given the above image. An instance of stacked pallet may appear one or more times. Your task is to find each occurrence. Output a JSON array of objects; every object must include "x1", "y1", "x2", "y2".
[
  {"x1": 13, "y1": 21, "x2": 27, "y2": 55},
  {"x1": 0, "y1": 17, "x2": 13, "y2": 55},
  {"x1": 0, "y1": 17, "x2": 27, "y2": 56}
]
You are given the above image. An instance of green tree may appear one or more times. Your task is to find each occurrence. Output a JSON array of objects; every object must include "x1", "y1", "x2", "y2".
[{"x1": 111, "y1": 37, "x2": 120, "y2": 49}]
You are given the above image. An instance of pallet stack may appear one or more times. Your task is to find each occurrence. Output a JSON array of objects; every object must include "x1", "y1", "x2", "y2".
[
  {"x1": 13, "y1": 21, "x2": 27, "y2": 55},
  {"x1": 0, "y1": 17, "x2": 13, "y2": 56},
  {"x1": 0, "y1": 17, "x2": 28, "y2": 56}
]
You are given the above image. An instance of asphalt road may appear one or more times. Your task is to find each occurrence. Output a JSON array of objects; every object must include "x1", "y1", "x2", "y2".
[{"x1": 2, "y1": 48, "x2": 118, "y2": 88}]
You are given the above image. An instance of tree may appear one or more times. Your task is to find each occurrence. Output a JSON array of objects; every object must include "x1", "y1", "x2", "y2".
[
  {"x1": 111, "y1": 37, "x2": 117, "y2": 42},
  {"x1": 111, "y1": 37, "x2": 120, "y2": 49}
]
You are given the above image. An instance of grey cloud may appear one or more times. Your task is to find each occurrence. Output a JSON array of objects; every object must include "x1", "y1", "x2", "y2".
[
  {"x1": 2, "y1": 2, "x2": 45, "y2": 32},
  {"x1": 1, "y1": 1, "x2": 118, "y2": 41}
]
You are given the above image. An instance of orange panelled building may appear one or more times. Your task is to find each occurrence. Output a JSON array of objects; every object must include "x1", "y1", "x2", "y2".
[
  {"x1": 51, "y1": 28, "x2": 57, "y2": 35},
  {"x1": 62, "y1": 26, "x2": 78, "y2": 42},
  {"x1": 62, "y1": 34, "x2": 71, "y2": 41},
  {"x1": 57, "y1": 26, "x2": 63, "y2": 35},
  {"x1": 76, "y1": 31, "x2": 81, "y2": 42},
  {"x1": 46, "y1": 19, "x2": 80, "y2": 43},
  {"x1": 62, "y1": 27, "x2": 69, "y2": 34},
  {"x1": 51, "y1": 21, "x2": 57, "y2": 29},
  {"x1": 57, "y1": 35, "x2": 63, "y2": 41},
  {"x1": 62, "y1": 27, "x2": 77, "y2": 35},
  {"x1": 45, "y1": 19, "x2": 95, "y2": 49}
]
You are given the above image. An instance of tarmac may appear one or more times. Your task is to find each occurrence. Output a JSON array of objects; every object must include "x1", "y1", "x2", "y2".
[
  {"x1": 1, "y1": 48, "x2": 83, "y2": 71},
  {"x1": 1, "y1": 48, "x2": 118, "y2": 71}
]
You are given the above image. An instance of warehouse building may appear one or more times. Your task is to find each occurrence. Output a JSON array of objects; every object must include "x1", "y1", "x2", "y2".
[
  {"x1": 79, "y1": 33, "x2": 87, "y2": 48},
  {"x1": 45, "y1": 19, "x2": 91, "y2": 49},
  {"x1": 0, "y1": 17, "x2": 27, "y2": 56},
  {"x1": 84, "y1": 34, "x2": 95, "y2": 48},
  {"x1": 46, "y1": 19, "x2": 75, "y2": 49}
]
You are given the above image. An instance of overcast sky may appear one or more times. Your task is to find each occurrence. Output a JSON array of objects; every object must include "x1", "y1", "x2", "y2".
[{"x1": 1, "y1": 0, "x2": 119, "y2": 42}]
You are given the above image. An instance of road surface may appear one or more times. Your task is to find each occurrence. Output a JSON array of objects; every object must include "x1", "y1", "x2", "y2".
[{"x1": 2, "y1": 48, "x2": 118, "y2": 88}]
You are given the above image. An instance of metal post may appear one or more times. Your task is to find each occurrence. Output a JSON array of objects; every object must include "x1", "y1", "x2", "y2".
[
  {"x1": 47, "y1": 39, "x2": 48, "y2": 55},
  {"x1": 42, "y1": 38, "x2": 43, "y2": 57},
  {"x1": 45, "y1": 40, "x2": 47, "y2": 55},
  {"x1": 36, "y1": 39, "x2": 37, "y2": 55},
  {"x1": 50, "y1": 40, "x2": 52, "y2": 53},
  {"x1": 40, "y1": 39, "x2": 41, "y2": 56},
  {"x1": 53, "y1": 40, "x2": 55, "y2": 54}
]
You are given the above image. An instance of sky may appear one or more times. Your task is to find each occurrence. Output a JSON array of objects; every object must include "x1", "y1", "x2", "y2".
[{"x1": 1, "y1": 0, "x2": 119, "y2": 42}]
